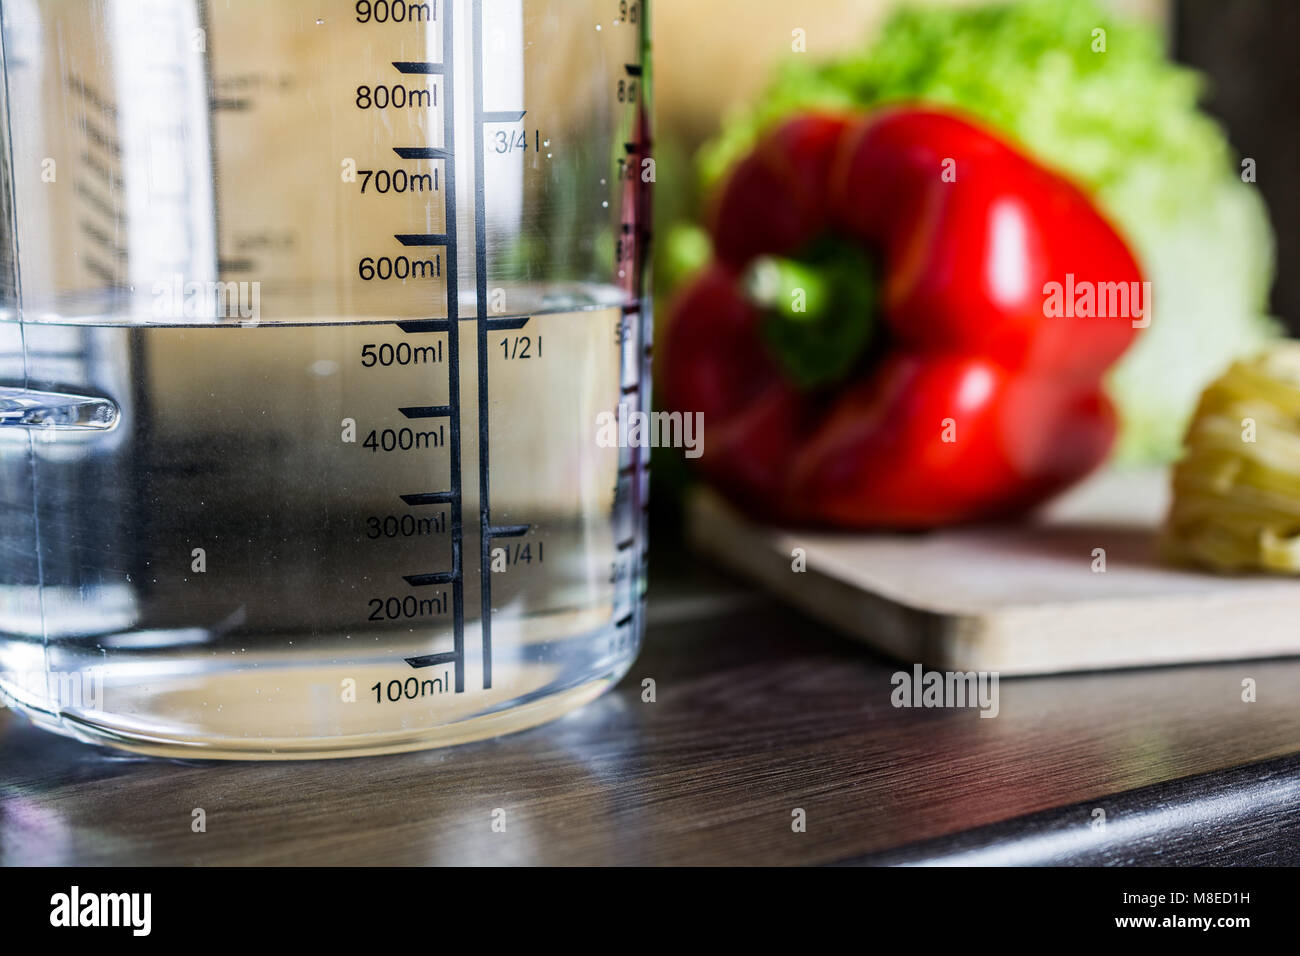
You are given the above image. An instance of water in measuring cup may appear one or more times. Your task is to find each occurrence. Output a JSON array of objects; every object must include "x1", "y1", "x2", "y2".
[{"x1": 0, "y1": 302, "x2": 648, "y2": 757}]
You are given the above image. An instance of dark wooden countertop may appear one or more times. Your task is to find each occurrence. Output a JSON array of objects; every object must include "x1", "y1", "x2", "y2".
[{"x1": 3, "y1": 550, "x2": 1299, "y2": 866}]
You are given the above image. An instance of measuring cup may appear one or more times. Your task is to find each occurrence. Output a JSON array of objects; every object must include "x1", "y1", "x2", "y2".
[{"x1": 0, "y1": 0, "x2": 651, "y2": 758}]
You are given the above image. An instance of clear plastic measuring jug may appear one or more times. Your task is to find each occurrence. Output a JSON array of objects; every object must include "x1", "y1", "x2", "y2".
[{"x1": 0, "y1": 0, "x2": 651, "y2": 758}]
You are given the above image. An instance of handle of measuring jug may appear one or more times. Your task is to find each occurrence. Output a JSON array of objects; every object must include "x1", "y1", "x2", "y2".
[{"x1": 0, "y1": 386, "x2": 119, "y2": 431}]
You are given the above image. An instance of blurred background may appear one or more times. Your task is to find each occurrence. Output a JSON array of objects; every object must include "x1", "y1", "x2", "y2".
[{"x1": 650, "y1": 0, "x2": 1300, "y2": 479}]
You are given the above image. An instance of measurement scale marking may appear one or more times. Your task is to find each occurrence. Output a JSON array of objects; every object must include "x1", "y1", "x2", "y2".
[
  {"x1": 403, "y1": 571, "x2": 457, "y2": 587},
  {"x1": 484, "y1": 315, "x2": 530, "y2": 331},
  {"x1": 439, "y1": 2, "x2": 465, "y2": 693},
  {"x1": 480, "y1": 109, "x2": 526, "y2": 124},
  {"x1": 393, "y1": 5, "x2": 464, "y2": 687},
  {"x1": 398, "y1": 315, "x2": 531, "y2": 332},
  {"x1": 473, "y1": 0, "x2": 500, "y2": 691},
  {"x1": 393, "y1": 146, "x2": 451, "y2": 160},
  {"x1": 398, "y1": 404, "x2": 453, "y2": 419},
  {"x1": 393, "y1": 61, "x2": 445, "y2": 74},
  {"x1": 400, "y1": 491, "x2": 456, "y2": 506},
  {"x1": 395, "y1": 233, "x2": 450, "y2": 246},
  {"x1": 396, "y1": 319, "x2": 452, "y2": 333},
  {"x1": 403, "y1": 651, "x2": 459, "y2": 669},
  {"x1": 400, "y1": 2, "x2": 641, "y2": 689}
]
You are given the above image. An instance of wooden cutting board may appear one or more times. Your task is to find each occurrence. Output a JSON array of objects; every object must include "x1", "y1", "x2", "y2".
[{"x1": 686, "y1": 469, "x2": 1300, "y2": 674}]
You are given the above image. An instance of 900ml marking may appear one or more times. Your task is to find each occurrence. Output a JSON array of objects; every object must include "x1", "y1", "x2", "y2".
[
  {"x1": 370, "y1": 675, "x2": 448, "y2": 704},
  {"x1": 355, "y1": 1, "x2": 433, "y2": 24},
  {"x1": 368, "y1": 592, "x2": 447, "y2": 620}
]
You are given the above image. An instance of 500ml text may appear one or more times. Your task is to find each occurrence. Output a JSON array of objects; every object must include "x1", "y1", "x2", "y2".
[{"x1": 361, "y1": 341, "x2": 442, "y2": 367}]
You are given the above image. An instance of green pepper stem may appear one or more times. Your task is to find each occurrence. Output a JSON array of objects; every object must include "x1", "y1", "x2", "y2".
[{"x1": 743, "y1": 237, "x2": 880, "y2": 389}]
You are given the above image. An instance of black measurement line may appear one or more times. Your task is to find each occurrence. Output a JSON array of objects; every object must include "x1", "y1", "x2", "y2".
[
  {"x1": 404, "y1": 571, "x2": 456, "y2": 587},
  {"x1": 395, "y1": 233, "x2": 450, "y2": 246},
  {"x1": 613, "y1": 118, "x2": 649, "y2": 643},
  {"x1": 624, "y1": 63, "x2": 642, "y2": 77},
  {"x1": 393, "y1": 61, "x2": 445, "y2": 74},
  {"x1": 401, "y1": 491, "x2": 456, "y2": 506},
  {"x1": 394, "y1": 146, "x2": 451, "y2": 160},
  {"x1": 396, "y1": 319, "x2": 452, "y2": 333},
  {"x1": 403, "y1": 651, "x2": 459, "y2": 668},
  {"x1": 481, "y1": 109, "x2": 526, "y2": 124},
  {"x1": 440, "y1": 1, "x2": 465, "y2": 694},
  {"x1": 488, "y1": 524, "x2": 530, "y2": 539},
  {"x1": 473, "y1": 0, "x2": 495, "y2": 691},
  {"x1": 484, "y1": 315, "x2": 531, "y2": 331},
  {"x1": 391, "y1": 5, "x2": 464, "y2": 685},
  {"x1": 398, "y1": 404, "x2": 453, "y2": 419},
  {"x1": 399, "y1": 316, "x2": 530, "y2": 332}
]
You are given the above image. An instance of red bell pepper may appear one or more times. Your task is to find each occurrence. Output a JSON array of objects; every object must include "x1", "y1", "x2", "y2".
[{"x1": 663, "y1": 107, "x2": 1144, "y2": 528}]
